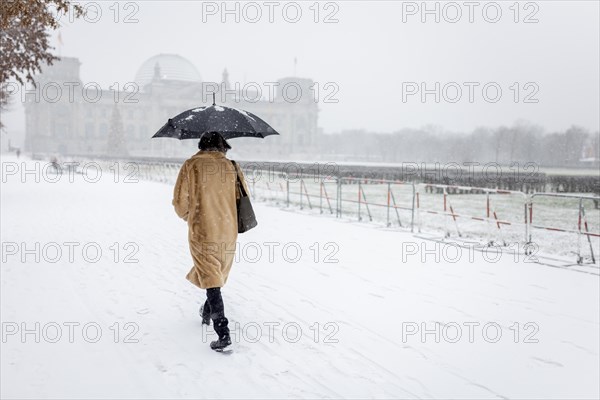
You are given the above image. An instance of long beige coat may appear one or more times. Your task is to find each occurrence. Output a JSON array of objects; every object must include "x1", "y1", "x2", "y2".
[{"x1": 172, "y1": 150, "x2": 250, "y2": 289}]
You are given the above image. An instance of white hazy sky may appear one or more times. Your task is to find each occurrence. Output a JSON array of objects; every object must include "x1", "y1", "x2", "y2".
[{"x1": 3, "y1": 0, "x2": 599, "y2": 135}]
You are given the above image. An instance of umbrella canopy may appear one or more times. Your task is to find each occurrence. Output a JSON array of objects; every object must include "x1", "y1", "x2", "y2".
[{"x1": 152, "y1": 96, "x2": 280, "y2": 140}]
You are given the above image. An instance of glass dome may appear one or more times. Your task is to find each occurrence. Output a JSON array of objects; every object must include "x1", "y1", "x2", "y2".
[{"x1": 135, "y1": 54, "x2": 202, "y2": 87}]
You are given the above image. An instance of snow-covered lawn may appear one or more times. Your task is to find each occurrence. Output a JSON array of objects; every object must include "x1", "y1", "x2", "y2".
[{"x1": 1, "y1": 157, "x2": 598, "y2": 399}]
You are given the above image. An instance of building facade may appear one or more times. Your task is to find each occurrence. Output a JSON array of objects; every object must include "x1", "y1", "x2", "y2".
[{"x1": 24, "y1": 54, "x2": 320, "y2": 159}]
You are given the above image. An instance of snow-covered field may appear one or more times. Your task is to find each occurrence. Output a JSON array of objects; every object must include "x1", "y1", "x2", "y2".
[{"x1": 1, "y1": 156, "x2": 599, "y2": 399}]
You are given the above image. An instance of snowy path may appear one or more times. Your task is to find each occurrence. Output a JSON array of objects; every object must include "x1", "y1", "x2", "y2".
[{"x1": 1, "y1": 158, "x2": 599, "y2": 399}]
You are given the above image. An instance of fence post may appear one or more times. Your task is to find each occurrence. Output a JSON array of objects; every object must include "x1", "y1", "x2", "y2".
[
  {"x1": 320, "y1": 181, "x2": 323, "y2": 214},
  {"x1": 581, "y1": 205, "x2": 597, "y2": 264},
  {"x1": 338, "y1": 178, "x2": 343, "y2": 218},
  {"x1": 486, "y1": 192, "x2": 491, "y2": 241},
  {"x1": 358, "y1": 180, "x2": 362, "y2": 221},
  {"x1": 386, "y1": 182, "x2": 391, "y2": 227},
  {"x1": 527, "y1": 196, "x2": 533, "y2": 246},
  {"x1": 321, "y1": 180, "x2": 333, "y2": 214},
  {"x1": 443, "y1": 187, "x2": 449, "y2": 238},
  {"x1": 299, "y1": 177, "x2": 303, "y2": 210},
  {"x1": 361, "y1": 182, "x2": 373, "y2": 222},
  {"x1": 335, "y1": 179, "x2": 339, "y2": 217},
  {"x1": 286, "y1": 179, "x2": 290, "y2": 208},
  {"x1": 416, "y1": 191, "x2": 421, "y2": 233},
  {"x1": 301, "y1": 179, "x2": 313, "y2": 210},
  {"x1": 577, "y1": 197, "x2": 583, "y2": 264},
  {"x1": 410, "y1": 183, "x2": 415, "y2": 233},
  {"x1": 388, "y1": 186, "x2": 402, "y2": 227}
]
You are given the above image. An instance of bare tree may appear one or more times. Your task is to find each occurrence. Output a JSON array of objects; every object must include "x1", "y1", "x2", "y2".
[
  {"x1": 0, "y1": 0, "x2": 82, "y2": 129},
  {"x1": 564, "y1": 126, "x2": 588, "y2": 165}
]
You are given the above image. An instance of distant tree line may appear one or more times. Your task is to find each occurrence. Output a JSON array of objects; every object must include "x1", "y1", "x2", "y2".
[{"x1": 318, "y1": 123, "x2": 599, "y2": 168}]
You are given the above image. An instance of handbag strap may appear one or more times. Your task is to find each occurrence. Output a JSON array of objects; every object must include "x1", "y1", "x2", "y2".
[{"x1": 230, "y1": 160, "x2": 248, "y2": 197}]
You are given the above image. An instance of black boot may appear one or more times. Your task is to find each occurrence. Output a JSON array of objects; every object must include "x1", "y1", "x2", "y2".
[
  {"x1": 206, "y1": 288, "x2": 231, "y2": 351},
  {"x1": 199, "y1": 299, "x2": 211, "y2": 325},
  {"x1": 210, "y1": 317, "x2": 231, "y2": 351}
]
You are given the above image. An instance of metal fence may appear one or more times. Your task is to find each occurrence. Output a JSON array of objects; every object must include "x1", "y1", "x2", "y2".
[
  {"x1": 249, "y1": 169, "x2": 599, "y2": 266},
  {"x1": 528, "y1": 193, "x2": 599, "y2": 264},
  {"x1": 60, "y1": 156, "x2": 599, "y2": 266}
]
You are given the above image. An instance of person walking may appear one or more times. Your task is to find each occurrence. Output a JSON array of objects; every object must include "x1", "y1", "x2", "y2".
[{"x1": 172, "y1": 131, "x2": 250, "y2": 352}]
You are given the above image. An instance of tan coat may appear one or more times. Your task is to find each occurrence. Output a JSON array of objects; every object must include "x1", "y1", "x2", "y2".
[{"x1": 172, "y1": 150, "x2": 250, "y2": 289}]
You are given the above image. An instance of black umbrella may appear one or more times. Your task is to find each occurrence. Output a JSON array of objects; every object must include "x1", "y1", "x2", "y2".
[{"x1": 152, "y1": 93, "x2": 280, "y2": 140}]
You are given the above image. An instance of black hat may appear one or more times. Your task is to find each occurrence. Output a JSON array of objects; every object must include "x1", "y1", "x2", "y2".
[{"x1": 198, "y1": 131, "x2": 232, "y2": 150}]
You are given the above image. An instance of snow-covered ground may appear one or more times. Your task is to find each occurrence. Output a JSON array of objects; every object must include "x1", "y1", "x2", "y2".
[{"x1": 1, "y1": 156, "x2": 599, "y2": 399}]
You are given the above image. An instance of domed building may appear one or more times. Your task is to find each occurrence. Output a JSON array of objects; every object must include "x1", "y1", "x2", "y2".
[
  {"x1": 24, "y1": 54, "x2": 319, "y2": 159},
  {"x1": 134, "y1": 54, "x2": 202, "y2": 88}
]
